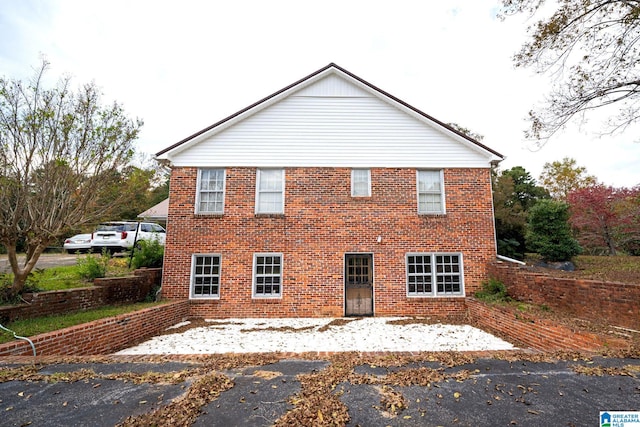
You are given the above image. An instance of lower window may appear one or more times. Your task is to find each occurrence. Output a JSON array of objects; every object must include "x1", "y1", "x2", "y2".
[
  {"x1": 191, "y1": 254, "x2": 221, "y2": 298},
  {"x1": 406, "y1": 253, "x2": 463, "y2": 296},
  {"x1": 253, "y1": 253, "x2": 282, "y2": 297}
]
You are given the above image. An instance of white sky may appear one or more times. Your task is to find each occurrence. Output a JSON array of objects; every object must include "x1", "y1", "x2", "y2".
[{"x1": 1, "y1": 0, "x2": 638, "y2": 187}]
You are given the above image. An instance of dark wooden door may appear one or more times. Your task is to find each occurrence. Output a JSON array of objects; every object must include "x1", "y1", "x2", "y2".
[{"x1": 345, "y1": 254, "x2": 373, "y2": 316}]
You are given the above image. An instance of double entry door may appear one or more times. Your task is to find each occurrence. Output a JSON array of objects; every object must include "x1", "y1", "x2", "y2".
[{"x1": 344, "y1": 254, "x2": 373, "y2": 316}]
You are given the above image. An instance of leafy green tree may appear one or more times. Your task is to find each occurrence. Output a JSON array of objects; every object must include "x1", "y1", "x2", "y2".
[
  {"x1": 526, "y1": 199, "x2": 582, "y2": 261},
  {"x1": 493, "y1": 172, "x2": 527, "y2": 259},
  {"x1": 0, "y1": 60, "x2": 142, "y2": 296},
  {"x1": 539, "y1": 157, "x2": 597, "y2": 199},
  {"x1": 147, "y1": 166, "x2": 170, "y2": 207},
  {"x1": 101, "y1": 166, "x2": 155, "y2": 220},
  {"x1": 94, "y1": 161, "x2": 170, "y2": 222},
  {"x1": 502, "y1": 166, "x2": 550, "y2": 210},
  {"x1": 493, "y1": 166, "x2": 550, "y2": 259},
  {"x1": 501, "y1": 0, "x2": 640, "y2": 142}
]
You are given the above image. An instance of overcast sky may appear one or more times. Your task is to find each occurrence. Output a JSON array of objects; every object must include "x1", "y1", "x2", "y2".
[{"x1": 1, "y1": 0, "x2": 638, "y2": 187}]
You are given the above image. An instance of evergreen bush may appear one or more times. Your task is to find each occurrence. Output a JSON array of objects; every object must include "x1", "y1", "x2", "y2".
[{"x1": 525, "y1": 199, "x2": 582, "y2": 261}]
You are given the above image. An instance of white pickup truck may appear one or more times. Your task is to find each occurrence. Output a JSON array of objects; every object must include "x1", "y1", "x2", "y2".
[{"x1": 91, "y1": 221, "x2": 166, "y2": 253}]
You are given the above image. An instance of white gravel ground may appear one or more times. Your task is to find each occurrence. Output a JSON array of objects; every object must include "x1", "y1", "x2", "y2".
[{"x1": 115, "y1": 317, "x2": 515, "y2": 355}]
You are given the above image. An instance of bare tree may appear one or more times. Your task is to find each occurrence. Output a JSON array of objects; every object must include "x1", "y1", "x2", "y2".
[
  {"x1": 0, "y1": 60, "x2": 142, "y2": 295},
  {"x1": 501, "y1": 0, "x2": 640, "y2": 142}
]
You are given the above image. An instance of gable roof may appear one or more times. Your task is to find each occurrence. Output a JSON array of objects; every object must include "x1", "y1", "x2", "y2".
[
  {"x1": 156, "y1": 63, "x2": 503, "y2": 162},
  {"x1": 138, "y1": 198, "x2": 168, "y2": 221}
]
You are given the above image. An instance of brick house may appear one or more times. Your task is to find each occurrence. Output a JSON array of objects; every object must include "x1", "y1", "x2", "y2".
[{"x1": 156, "y1": 63, "x2": 503, "y2": 318}]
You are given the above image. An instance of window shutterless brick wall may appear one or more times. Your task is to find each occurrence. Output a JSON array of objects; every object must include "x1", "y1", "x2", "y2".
[{"x1": 162, "y1": 167, "x2": 497, "y2": 318}]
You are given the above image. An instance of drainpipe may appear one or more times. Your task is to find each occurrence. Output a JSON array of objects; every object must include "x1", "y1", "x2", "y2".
[
  {"x1": 496, "y1": 254, "x2": 526, "y2": 265},
  {"x1": 0, "y1": 323, "x2": 36, "y2": 356}
]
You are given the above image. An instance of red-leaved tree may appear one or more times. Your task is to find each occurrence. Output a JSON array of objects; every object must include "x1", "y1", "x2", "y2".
[{"x1": 567, "y1": 185, "x2": 640, "y2": 255}]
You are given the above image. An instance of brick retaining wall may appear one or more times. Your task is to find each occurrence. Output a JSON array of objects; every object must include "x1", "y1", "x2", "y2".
[
  {"x1": 0, "y1": 300, "x2": 189, "y2": 356},
  {"x1": 488, "y1": 261, "x2": 640, "y2": 331},
  {"x1": 466, "y1": 299, "x2": 628, "y2": 352},
  {"x1": 0, "y1": 268, "x2": 162, "y2": 323}
]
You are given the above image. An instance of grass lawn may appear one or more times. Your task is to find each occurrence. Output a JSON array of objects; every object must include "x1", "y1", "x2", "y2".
[
  {"x1": 1, "y1": 255, "x2": 133, "y2": 302},
  {"x1": 527, "y1": 254, "x2": 640, "y2": 284}
]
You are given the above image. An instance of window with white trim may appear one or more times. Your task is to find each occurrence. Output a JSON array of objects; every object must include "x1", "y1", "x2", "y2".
[
  {"x1": 191, "y1": 254, "x2": 221, "y2": 298},
  {"x1": 417, "y1": 170, "x2": 445, "y2": 214},
  {"x1": 196, "y1": 169, "x2": 225, "y2": 214},
  {"x1": 253, "y1": 253, "x2": 282, "y2": 297},
  {"x1": 406, "y1": 253, "x2": 463, "y2": 296},
  {"x1": 351, "y1": 169, "x2": 371, "y2": 197},
  {"x1": 256, "y1": 169, "x2": 284, "y2": 214}
]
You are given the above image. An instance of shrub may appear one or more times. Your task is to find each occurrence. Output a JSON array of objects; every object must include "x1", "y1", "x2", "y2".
[
  {"x1": 474, "y1": 278, "x2": 511, "y2": 303},
  {"x1": 525, "y1": 199, "x2": 582, "y2": 261},
  {"x1": 76, "y1": 250, "x2": 111, "y2": 281},
  {"x1": 131, "y1": 239, "x2": 164, "y2": 269}
]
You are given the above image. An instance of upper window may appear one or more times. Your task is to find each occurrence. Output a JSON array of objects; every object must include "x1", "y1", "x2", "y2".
[
  {"x1": 191, "y1": 254, "x2": 221, "y2": 299},
  {"x1": 256, "y1": 169, "x2": 285, "y2": 214},
  {"x1": 417, "y1": 170, "x2": 445, "y2": 214},
  {"x1": 253, "y1": 253, "x2": 282, "y2": 298},
  {"x1": 196, "y1": 169, "x2": 226, "y2": 214},
  {"x1": 406, "y1": 253, "x2": 463, "y2": 297},
  {"x1": 351, "y1": 169, "x2": 371, "y2": 197}
]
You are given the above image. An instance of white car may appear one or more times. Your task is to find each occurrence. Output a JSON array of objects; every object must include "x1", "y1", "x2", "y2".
[
  {"x1": 63, "y1": 234, "x2": 92, "y2": 253},
  {"x1": 91, "y1": 221, "x2": 166, "y2": 254}
]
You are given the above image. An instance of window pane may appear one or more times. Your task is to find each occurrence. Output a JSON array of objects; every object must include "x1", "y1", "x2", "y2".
[
  {"x1": 198, "y1": 169, "x2": 225, "y2": 213},
  {"x1": 418, "y1": 171, "x2": 443, "y2": 214},
  {"x1": 434, "y1": 254, "x2": 462, "y2": 296},
  {"x1": 352, "y1": 169, "x2": 370, "y2": 196},
  {"x1": 192, "y1": 255, "x2": 221, "y2": 298},
  {"x1": 408, "y1": 253, "x2": 461, "y2": 296},
  {"x1": 258, "y1": 191, "x2": 283, "y2": 213},
  {"x1": 259, "y1": 170, "x2": 283, "y2": 191},
  {"x1": 407, "y1": 254, "x2": 433, "y2": 296},
  {"x1": 257, "y1": 170, "x2": 284, "y2": 213},
  {"x1": 254, "y1": 254, "x2": 282, "y2": 297}
]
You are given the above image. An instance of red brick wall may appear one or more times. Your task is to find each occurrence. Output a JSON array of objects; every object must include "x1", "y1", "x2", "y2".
[
  {"x1": 488, "y1": 262, "x2": 640, "y2": 330},
  {"x1": 0, "y1": 300, "x2": 189, "y2": 356},
  {"x1": 467, "y1": 299, "x2": 627, "y2": 352},
  {"x1": 163, "y1": 167, "x2": 497, "y2": 318}
]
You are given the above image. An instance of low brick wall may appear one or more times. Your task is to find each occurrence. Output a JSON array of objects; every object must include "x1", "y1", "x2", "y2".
[
  {"x1": 0, "y1": 268, "x2": 162, "y2": 323},
  {"x1": 488, "y1": 261, "x2": 640, "y2": 331},
  {"x1": 467, "y1": 299, "x2": 628, "y2": 352},
  {"x1": 0, "y1": 300, "x2": 189, "y2": 356}
]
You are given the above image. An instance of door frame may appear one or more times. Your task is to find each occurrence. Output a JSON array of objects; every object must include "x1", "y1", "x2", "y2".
[{"x1": 343, "y1": 252, "x2": 374, "y2": 317}]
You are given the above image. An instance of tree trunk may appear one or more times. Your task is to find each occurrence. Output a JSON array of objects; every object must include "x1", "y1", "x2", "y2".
[
  {"x1": 7, "y1": 244, "x2": 47, "y2": 296},
  {"x1": 602, "y1": 223, "x2": 617, "y2": 256}
]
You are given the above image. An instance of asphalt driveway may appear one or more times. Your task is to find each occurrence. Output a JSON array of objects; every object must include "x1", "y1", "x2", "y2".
[
  {"x1": 1, "y1": 355, "x2": 638, "y2": 426},
  {"x1": 0, "y1": 253, "x2": 80, "y2": 273}
]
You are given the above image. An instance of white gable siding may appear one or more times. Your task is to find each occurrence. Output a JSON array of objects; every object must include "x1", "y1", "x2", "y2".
[
  {"x1": 294, "y1": 74, "x2": 371, "y2": 98},
  {"x1": 168, "y1": 75, "x2": 494, "y2": 168}
]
